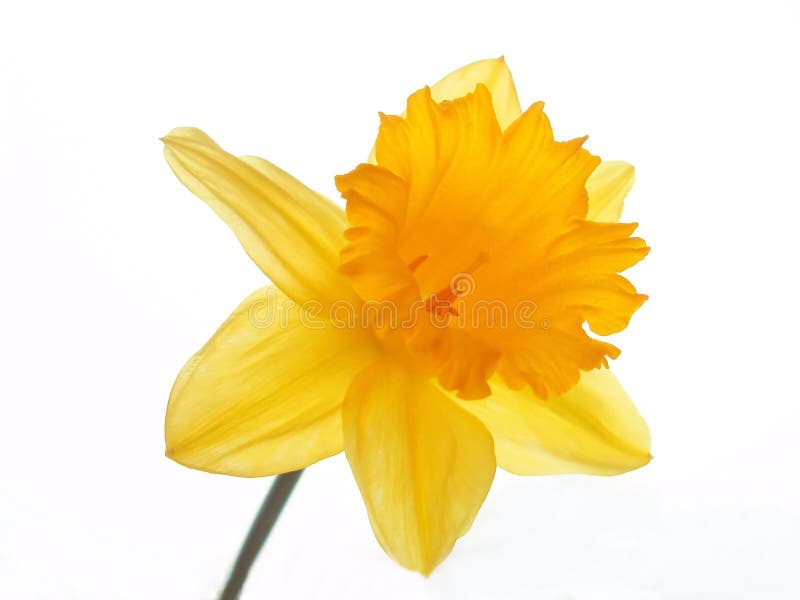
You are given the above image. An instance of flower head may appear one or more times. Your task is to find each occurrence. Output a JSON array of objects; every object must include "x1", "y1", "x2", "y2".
[
  {"x1": 162, "y1": 57, "x2": 651, "y2": 575},
  {"x1": 337, "y1": 83, "x2": 647, "y2": 400}
]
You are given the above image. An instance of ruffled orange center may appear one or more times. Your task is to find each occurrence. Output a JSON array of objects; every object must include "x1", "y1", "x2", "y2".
[{"x1": 336, "y1": 85, "x2": 648, "y2": 400}]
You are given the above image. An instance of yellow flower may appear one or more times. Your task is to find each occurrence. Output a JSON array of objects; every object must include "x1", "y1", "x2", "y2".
[{"x1": 162, "y1": 57, "x2": 651, "y2": 575}]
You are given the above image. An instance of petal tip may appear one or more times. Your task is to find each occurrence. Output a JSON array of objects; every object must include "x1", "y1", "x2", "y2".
[{"x1": 164, "y1": 443, "x2": 186, "y2": 465}]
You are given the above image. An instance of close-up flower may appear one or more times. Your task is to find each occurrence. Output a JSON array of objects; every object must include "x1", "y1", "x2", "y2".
[
  {"x1": 162, "y1": 57, "x2": 651, "y2": 575},
  {"x1": 5, "y1": 2, "x2": 799, "y2": 598}
]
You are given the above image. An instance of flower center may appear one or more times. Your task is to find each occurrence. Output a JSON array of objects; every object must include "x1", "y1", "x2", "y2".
[{"x1": 335, "y1": 84, "x2": 648, "y2": 399}]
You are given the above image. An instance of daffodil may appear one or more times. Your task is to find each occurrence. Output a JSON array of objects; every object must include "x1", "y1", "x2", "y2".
[{"x1": 162, "y1": 57, "x2": 651, "y2": 575}]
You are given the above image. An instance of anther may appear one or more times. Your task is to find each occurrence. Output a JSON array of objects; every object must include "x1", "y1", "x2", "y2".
[{"x1": 408, "y1": 254, "x2": 429, "y2": 272}]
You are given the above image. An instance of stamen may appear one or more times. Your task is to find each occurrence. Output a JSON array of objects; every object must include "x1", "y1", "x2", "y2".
[
  {"x1": 408, "y1": 254, "x2": 429, "y2": 272},
  {"x1": 425, "y1": 288, "x2": 459, "y2": 317},
  {"x1": 423, "y1": 252, "x2": 488, "y2": 318}
]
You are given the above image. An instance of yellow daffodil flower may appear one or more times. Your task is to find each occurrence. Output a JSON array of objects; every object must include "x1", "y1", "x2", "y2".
[{"x1": 162, "y1": 57, "x2": 651, "y2": 575}]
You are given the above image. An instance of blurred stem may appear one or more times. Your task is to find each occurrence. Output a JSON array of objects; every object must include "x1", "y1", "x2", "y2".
[{"x1": 219, "y1": 469, "x2": 303, "y2": 600}]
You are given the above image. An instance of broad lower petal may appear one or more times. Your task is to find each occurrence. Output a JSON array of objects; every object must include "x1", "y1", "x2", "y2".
[
  {"x1": 586, "y1": 161, "x2": 636, "y2": 223},
  {"x1": 166, "y1": 287, "x2": 377, "y2": 477},
  {"x1": 162, "y1": 127, "x2": 358, "y2": 307},
  {"x1": 459, "y1": 368, "x2": 651, "y2": 475},
  {"x1": 343, "y1": 359, "x2": 496, "y2": 574}
]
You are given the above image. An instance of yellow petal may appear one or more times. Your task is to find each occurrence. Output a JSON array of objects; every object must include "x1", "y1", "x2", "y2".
[
  {"x1": 586, "y1": 161, "x2": 636, "y2": 223},
  {"x1": 368, "y1": 56, "x2": 522, "y2": 162},
  {"x1": 343, "y1": 359, "x2": 495, "y2": 574},
  {"x1": 166, "y1": 287, "x2": 377, "y2": 477},
  {"x1": 459, "y1": 368, "x2": 651, "y2": 475},
  {"x1": 162, "y1": 127, "x2": 358, "y2": 307},
  {"x1": 428, "y1": 56, "x2": 522, "y2": 130}
]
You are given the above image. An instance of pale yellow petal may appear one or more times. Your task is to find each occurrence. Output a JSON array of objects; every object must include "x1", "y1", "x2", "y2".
[
  {"x1": 343, "y1": 359, "x2": 495, "y2": 575},
  {"x1": 162, "y1": 127, "x2": 358, "y2": 307},
  {"x1": 586, "y1": 161, "x2": 636, "y2": 223},
  {"x1": 166, "y1": 287, "x2": 378, "y2": 477},
  {"x1": 428, "y1": 56, "x2": 522, "y2": 130},
  {"x1": 368, "y1": 56, "x2": 522, "y2": 162},
  {"x1": 459, "y1": 368, "x2": 651, "y2": 475}
]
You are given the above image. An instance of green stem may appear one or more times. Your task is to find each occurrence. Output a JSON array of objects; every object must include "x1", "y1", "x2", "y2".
[{"x1": 219, "y1": 470, "x2": 303, "y2": 600}]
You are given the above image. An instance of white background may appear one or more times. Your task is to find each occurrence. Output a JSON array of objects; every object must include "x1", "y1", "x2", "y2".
[{"x1": 2, "y1": 1, "x2": 799, "y2": 598}]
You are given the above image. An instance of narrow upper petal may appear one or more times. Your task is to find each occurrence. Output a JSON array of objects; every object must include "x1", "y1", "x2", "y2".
[
  {"x1": 586, "y1": 161, "x2": 636, "y2": 223},
  {"x1": 427, "y1": 56, "x2": 522, "y2": 130},
  {"x1": 368, "y1": 56, "x2": 521, "y2": 162},
  {"x1": 459, "y1": 368, "x2": 651, "y2": 475},
  {"x1": 162, "y1": 127, "x2": 358, "y2": 307},
  {"x1": 343, "y1": 358, "x2": 496, "y2": 575},
  {"x1": 166, "y1": 286, "x2": 378, "y2": 477}
]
